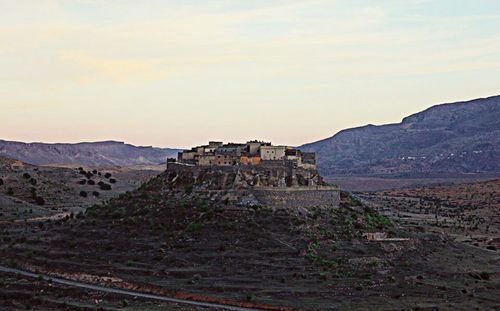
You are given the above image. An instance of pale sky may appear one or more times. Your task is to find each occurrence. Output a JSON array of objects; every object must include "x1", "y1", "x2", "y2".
[{"x1": 1, "y1": 0, "x2": 500, "y2": 148}]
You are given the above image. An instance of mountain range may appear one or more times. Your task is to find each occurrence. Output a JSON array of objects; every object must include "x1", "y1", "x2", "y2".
[
  {"x1": 1, "y1": 96, "x2": 499, "y2": 175},
  {"x1": 300, "y1": 95, "x2": 500, "y2": 178},
  {"x1": 0, "y1": 140, "x2": 179, "y2": 167}
]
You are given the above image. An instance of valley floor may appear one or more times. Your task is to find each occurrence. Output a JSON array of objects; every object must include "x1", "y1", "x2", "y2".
[{"x1": 0, "y1": 177, "x2": 498, "y2": 310}]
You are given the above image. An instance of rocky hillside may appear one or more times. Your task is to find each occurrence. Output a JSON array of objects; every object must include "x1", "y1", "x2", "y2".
[
  {"x1": 0, "y1": 156, "x2": 156, "y2": 211},
  {"x1": 300, "y1": 95, "x2": 500, "y2": 178},
  {"x1": 0, "y1": 140, "x2": 179, "y2": 166}
]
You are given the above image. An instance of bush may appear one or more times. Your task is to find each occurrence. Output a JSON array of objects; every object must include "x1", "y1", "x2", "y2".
[
  {"x1": 364, "y1": 211, "x2": 392, "y2": 229},
  {"x1": 92, "y1": 170, "x2": 97, "y2": 174},
  {"x1": 87, "y1": 180, "x2": 95, "y2": 185},
  {"x1": 92, "y1": 191, "x2": 100, "y2": 197},
  {"x1": 80, "y1": 191, "x2": 88, "y2": 198},
  {"x1": 35, "y1": 196, "x2": 45, "y2": 206},
  {"x1": 99, "y1": 183, "x2": 112, "y2": 191},
  {"x1": 78, "y1": 179, "x2": 87, "y2": 185},
  {"x1": 6, "y1": 187, "x2": 14, "y2": 196},
  {"x1": 85, "y1": 172, "x2": 93, "y2": 179},
  {"x1": 23, "y1": 173, "x2": 31, "y2": 179},
  {"x1": 104, "y1": 173, "x2": 112, "y2": 179},
  {"x1": 29, "y1": 178, "x2": 37, "y2": 186},
  {"x1": 0, "y1": 178, "x2": 3, "y2": 186},
  {"x1": 109, "y1": 178, "x2": 117, "y2": 184},
  {"x1": 185, "y1": 221, "x2": 204, "y2": 232}
]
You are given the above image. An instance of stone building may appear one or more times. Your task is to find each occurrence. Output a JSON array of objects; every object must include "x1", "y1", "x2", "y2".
[
  {"x1": 175, "y1": 140, "x2": 316, "y2": 170},
  {"x1": 260, "y1": 145, "x2": 286, "y2": 161}
]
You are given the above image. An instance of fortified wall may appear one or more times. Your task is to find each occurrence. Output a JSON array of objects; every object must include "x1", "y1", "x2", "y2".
[{"x1": 164, "y1": 162, "x2": 340, "y2": 209}]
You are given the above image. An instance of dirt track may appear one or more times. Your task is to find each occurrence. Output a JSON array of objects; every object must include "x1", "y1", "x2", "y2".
[{"x1": 0, "y1": 265, "x2": 261, "y2": 311}]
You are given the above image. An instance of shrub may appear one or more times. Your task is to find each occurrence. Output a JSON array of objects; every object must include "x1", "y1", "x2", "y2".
[
  {"x1": 87, "y1": 180, "x2": 95, "y2": 185},
  {"x1": 35, "y1": 196, "x2": 45, "y2": 206},
  {"x1": 92, "y1": 170, "x2": 97, "y2": 174},
  {"x1": 0, "y1": 178, "x2": 3, "y2": 186},
  {"x1": 364, "y1": 212, "x2": 392, "y2": 229},
  {"x1": 29, "y1": 178, "x2": 37, "y2": 186},
  {"x1": 80, "y1": 191, "x2": 88, "y2": 198},
  {"x1": 23, "y1": 173, "x2": 31, "y2": 179},
  {"x1": 78, "y1": 179, "x2": 87, "y2": 185},
  {"x1": 6, "y1": 187, "x2": 14, "y2": 196},
  {"x1": 109, "y1": 178, "x2": 117, "y2": 184},
  {"x1": 185, "y1": 221, "x2": 204, "y2": 232},
  {"x1": 99, "y1": 183, "x2": 112, "y2": 191},
  {"x1": 92, "y1": 191, "x2": 100, "y2": 197},
  {"x1": 78, "y1": 167, "x2": 83, "y2": 171},
  {"x1": 85, "y1": 172, "x2": 93, "y2": 179},
  {"x1": 104, "y1": 173, "x2": 112, "y2": 179}
]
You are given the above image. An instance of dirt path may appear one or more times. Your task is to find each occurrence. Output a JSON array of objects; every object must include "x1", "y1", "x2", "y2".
[
  {"x1": 0, "y1": 211, "x2": 73, "y2": 224},
  {"x1": 0, "y1": 265, "x2": 260, "y2": 311}
]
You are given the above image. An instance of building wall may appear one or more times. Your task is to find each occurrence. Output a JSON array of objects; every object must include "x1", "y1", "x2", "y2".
[
  {"x1": 240, "y1": 155, "x2": 261, "y2": 165},
  {"x1": 215, "y1": 154, "x2": 237, "y2": 166},
  {"x1": 260, "y1": 146, "x2": 286, "y2": 161},
  {"x1": 198, "y1": 155, "x2": 215, "y2": 166},
  {"x1": 180, "y1": 151, "x2": 196, "y2": 161},
  {"x1": 247, "y1": 142, "x2": 262, "y2": 155}
]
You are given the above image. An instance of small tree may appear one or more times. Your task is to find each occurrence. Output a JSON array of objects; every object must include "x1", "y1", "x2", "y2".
[
  {"x1": 0, "y1": 178, "x2": 3, "y2": 186},
  {"x1": 99, "y1": 183, "x2": 112, "y2": 191},
  {"x1": 35, "y1": 196, "x2": 45, "y2": 206}
]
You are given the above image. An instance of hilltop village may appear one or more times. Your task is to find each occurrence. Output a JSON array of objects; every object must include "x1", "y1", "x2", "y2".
[
  {"x1": 174, "y1": 141, "x2": 317, "y2": 170},
  {"x1": 164, "y1": 141, "x2": 338, "y2": 208}
]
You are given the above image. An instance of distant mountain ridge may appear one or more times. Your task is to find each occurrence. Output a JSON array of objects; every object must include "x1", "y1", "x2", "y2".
[
  {"x1": 0, "y1": 140, "x2": 179, "y2": 166},
  {"x1": 300, "y1": 95, "x2": 500, "y2": 178}
]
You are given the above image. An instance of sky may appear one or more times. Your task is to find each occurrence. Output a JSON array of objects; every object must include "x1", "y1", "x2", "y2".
[{"x1": 1, "y1": 0, "x2": 500, "y2": 149}]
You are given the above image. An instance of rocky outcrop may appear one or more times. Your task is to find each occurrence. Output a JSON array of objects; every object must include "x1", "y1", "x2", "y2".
[
  {"x1": 165, "y1": 162, "x2": 324, "y2": 190},
  {"x1": 163, "y1": 163, "x2": 339, "y2": 208}
]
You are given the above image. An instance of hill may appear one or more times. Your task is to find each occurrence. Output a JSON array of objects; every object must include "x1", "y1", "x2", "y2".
[
  {"x1": 300, "y1": 95, "x2": 500, "y2": 178},
  {"x1": 0, "y1": 140, "x2": 179, "y2": 167},
  {"x1": 0, "y1": 156, "x2": 160, "y2": 222},
  {"x1": 1, "y1": 169, "x2": 498, "y2": 309}
]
